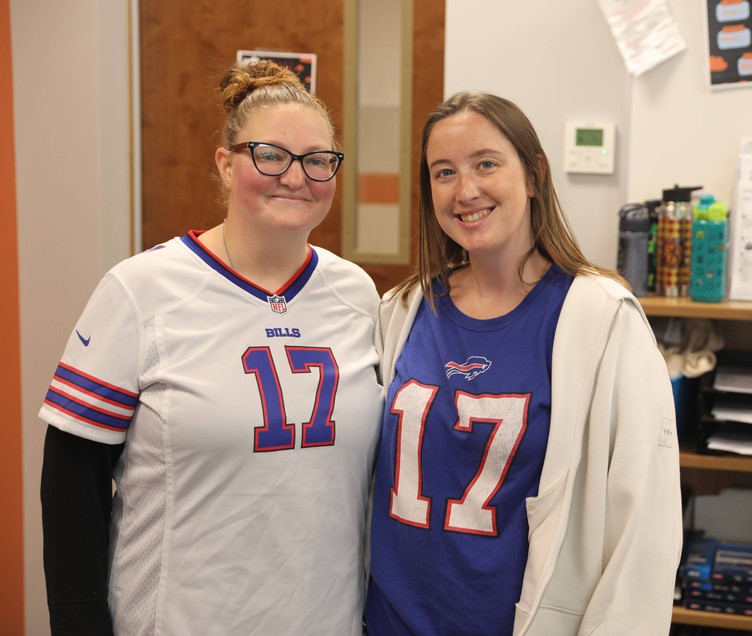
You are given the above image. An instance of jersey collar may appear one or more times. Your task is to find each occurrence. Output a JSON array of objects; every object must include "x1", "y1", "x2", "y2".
[{"x1": 180, "y1": 231, "x2": 319, "y2": 308}]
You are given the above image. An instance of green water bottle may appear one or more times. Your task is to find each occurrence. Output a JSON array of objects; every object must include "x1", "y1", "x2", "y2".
[{"x1": 690, "y1": 195, "x2": 729, "y2": 303}]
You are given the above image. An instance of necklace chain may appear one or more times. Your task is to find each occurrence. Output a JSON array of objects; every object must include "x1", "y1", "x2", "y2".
[{"x1": 222, "y1": 218, "x2": 235, "y2": 270}]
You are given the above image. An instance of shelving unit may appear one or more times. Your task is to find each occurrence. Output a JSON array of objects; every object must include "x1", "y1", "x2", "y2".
[
  {"x1": 639, "y1": 296, "x2": 752, "y2": 321},
  {"x1": 671, "y1": 606, "x2": 752, "y2": 630},
  {"x1": 639, "y1": 296, "x2": 752, "y2": 632},
  {"x1": 680, "y1": 450, "x2": 752, "y2": 474}
]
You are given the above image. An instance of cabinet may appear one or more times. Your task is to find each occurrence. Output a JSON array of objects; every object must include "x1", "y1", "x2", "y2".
[{"x1": 638, "y1": 296, "x2": 752, "y2": 632}]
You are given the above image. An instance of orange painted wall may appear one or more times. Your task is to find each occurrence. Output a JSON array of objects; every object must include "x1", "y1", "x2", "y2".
[{"x1": 0, "y1": 0, "x2": 25, "y2": 632}]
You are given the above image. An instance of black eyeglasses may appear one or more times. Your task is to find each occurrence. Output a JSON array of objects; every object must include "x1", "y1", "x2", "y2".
[{"x1": 228, "y1": 141, "x2": 344, "y2": 182}]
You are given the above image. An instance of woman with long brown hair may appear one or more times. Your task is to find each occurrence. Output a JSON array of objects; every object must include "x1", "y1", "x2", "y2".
[{"x1": 366, "y1": 92, "x2": 681, "y2": 635}]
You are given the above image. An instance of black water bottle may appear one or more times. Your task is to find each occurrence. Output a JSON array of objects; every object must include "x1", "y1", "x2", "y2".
[{"x1": 617, "y1": 203, "x2": 650, "y2": 297}]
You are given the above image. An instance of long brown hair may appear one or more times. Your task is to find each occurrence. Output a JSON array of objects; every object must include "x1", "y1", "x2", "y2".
[{"x1": 395, "y1": 92, "x2": 626, "y2": 307}]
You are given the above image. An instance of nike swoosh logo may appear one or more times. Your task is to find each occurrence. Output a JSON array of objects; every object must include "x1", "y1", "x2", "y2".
[{"x1": 76, "y1": 330, "x2": 91, "y2": 347}]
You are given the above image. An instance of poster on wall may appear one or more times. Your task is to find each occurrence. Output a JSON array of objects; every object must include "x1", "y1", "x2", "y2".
[
  {"x1": 705, "y1": 0, "x2": 752, "y2": 89},
  {"x1": 236, "y1": 50, "x2": 317, "y2": 94}
]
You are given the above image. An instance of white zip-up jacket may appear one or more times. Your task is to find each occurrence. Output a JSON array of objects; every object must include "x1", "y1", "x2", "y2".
[{"x1": 376, "y1": 274, "x2": 682, "y2": 635}]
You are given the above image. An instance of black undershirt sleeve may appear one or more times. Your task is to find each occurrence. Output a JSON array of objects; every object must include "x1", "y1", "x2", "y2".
[{"x1": 40, "y1": 425, "x2": 125, "y2": 636}]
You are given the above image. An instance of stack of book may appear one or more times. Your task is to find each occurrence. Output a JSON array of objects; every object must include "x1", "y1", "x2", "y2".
[{"x1": 679, "y1": 535, "x2": 752, "y2": 616}]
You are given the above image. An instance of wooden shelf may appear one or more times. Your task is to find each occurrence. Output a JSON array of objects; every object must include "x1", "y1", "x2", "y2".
[
  {"x1": 638, "y1": 296, "x2": 752, "y2": 321},
  {"x1": 680, "y1": 450, "x2": 752, "y2": 474},
  {"x1": 672, "y1": 606, "x2": 752, "y2": 630}
]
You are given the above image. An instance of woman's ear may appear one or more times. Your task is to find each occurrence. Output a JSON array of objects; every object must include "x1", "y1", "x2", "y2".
[{"x1": 215, "y1": 146, "x2": 233, "y2": 189}]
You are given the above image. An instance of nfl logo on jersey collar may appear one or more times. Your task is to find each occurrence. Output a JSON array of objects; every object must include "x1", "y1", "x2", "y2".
[{"x1": 267, "y1": 295, "x2": 288, "y2": 314}]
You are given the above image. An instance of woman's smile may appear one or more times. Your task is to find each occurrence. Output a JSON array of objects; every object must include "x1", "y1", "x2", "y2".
[{"x1": 457, "y1": 207, "x2": 493, "y2": 223}]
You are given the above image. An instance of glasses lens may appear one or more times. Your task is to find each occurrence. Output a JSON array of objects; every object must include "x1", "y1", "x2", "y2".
[
  {"x1": 302, "y1": 153, "x2": 340, "y2": 181},
  {"x1": 252, "y1": 145, "x2": 291, "y2": 176}
]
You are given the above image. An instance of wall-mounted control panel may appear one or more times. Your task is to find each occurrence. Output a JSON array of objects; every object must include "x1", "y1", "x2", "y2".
[{"x1": 563, "y1": 122, "x2": 615, "y2": 175}]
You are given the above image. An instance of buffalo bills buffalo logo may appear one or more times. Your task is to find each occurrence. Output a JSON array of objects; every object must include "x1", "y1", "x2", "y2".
[{"x1": 444, "y1": 356, "x2": 492, "y2": 380}]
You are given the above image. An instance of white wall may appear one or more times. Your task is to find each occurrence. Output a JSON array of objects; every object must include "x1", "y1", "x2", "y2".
[
  {"x1": 445, "y1": 0, "x2": 752, "y2": 270},
  {"x1": 10, "y1": 1, "x2": 131, "y2": 633},
  {"x1": 628, "y1": 1, "x2": 752, "y2": 203}
]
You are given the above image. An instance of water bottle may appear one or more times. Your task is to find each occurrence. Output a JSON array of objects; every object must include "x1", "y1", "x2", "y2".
[
  {"x1": 690, "y1": 195, "x2": 729, "y2": 303},
  {"x1": 656, "y1": 185, "x2": 702, "y2": 296},
  {"x1": 617, "y1": 203, "x2": 650, "y2": 296}
]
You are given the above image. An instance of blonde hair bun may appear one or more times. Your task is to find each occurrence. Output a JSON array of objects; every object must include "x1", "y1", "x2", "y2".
[
  {"x1": 220, "y1": 60, "x2": 303, "y2": 114},
  {"x1": 217, "y1": 58, "x2": 334, "y2": 155}
]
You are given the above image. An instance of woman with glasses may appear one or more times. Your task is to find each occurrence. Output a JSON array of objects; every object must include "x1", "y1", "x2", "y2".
[
  {"x1": 365, "y1": 92, "x2": 682, "y2": 635},
  {"x1": 39, "y1": 60, "x2": 382, "y2": 636}
]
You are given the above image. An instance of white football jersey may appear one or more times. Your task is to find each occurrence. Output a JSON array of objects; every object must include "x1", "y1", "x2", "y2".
[{"x1": 39, "y1": 232, "x2": 383, "y2": 635}]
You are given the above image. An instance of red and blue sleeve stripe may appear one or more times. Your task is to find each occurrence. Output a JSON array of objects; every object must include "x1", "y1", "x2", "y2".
[{"x1": 43, "y1": 362, "x2": 138, "y2": 432}]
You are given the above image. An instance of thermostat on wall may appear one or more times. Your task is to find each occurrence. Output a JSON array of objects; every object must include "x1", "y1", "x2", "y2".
[{"x1": 563, "y1": 122, "x2": 615, "y2": 175}]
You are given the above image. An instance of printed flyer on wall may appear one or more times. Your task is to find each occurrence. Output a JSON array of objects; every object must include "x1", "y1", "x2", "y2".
[{"x1": 597, "y1": 0, "x2": 686, "y2": 76}]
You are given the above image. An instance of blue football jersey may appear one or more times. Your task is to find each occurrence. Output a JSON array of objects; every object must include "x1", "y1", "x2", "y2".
[{"x1": 367, "y1": 266, "x2": 573, "y2": 636}]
